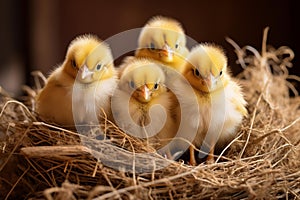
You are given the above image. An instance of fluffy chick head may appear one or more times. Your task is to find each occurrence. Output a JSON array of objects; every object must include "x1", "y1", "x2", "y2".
[
  {"x1": 119, "y1": 58, "x2": 167, "y2": 103},
  {"x1": 182, "y1": 43, "x2": 229, "y2": 93},
  {"x1": 63, "y1": 34, "x2": 115, "y2": 84},
  {"x1": 136, "y1": 16, "x2": 188, "y2": 64}
]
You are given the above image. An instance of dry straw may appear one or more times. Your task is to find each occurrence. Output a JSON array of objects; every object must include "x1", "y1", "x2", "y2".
[{"x1": 0, "y1": 28, "x2": 299, "y2": 199}]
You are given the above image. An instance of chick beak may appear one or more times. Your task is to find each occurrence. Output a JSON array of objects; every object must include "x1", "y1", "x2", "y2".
[
  {"x1": 203, "y1": 76, "x2": 211, "y2": 88},
  {"x1": 203, "y1": 74, "x2": 216, "y2": 89},
  {"x1": 79, "y1": 64, "x2": 93, "y2": 80},
  {"x1": 160, "y1": 44, "x2": 173, "y2": 61},
  {"x1": 141, "y1": 85, "x2": 151, "y2": 102}
]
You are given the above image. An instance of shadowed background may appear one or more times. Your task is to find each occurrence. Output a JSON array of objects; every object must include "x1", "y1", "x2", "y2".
[{"x1": 0, "y1": 0, "x2": 299, "y2": 96}]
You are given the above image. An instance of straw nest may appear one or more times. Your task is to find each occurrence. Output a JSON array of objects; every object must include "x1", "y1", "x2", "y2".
[{"x1": 0, "y1": 28, "x2": 299, "y2": 199}]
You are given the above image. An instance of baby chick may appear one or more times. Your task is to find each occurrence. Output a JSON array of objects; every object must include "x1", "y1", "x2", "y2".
[
  {"x1": 112, "y1": 58, "x2": 177, "y2": 156},
  {"x1": 36, "y1": 35, "x2": 118, "y2": 127},
  {"x1": 175, "y1": 43, "x2": 247, "y2": 165},
  {"x1": 135, "y1": 16, "x2": 189, "y2": 73}
]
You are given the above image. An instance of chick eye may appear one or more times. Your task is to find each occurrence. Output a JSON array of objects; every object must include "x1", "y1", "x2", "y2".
[
  {"x1": 71, "y1": 59, "x2": 77, "y2": 69},
  {"x1": 219, "y1": 70, "x2": 223, "y2": 76},
  {"x1": 150, "y1": 42, "x2": 155, "y2": 51},
  {"x1": 96, "y1": 63, "x2": 102, "y2": 71},
  {"x1": 153, "y1": 83, "x2": 159, "y2": 90},
  {"x1": 175, "y1": 43, "x2": 179, "y2": 49},
  {"x1": 193, "y1": 68, "x2": 201, "y2": 77},
  {"x1": 129, "y1": 81, "x2": 135, "y2": 89}
]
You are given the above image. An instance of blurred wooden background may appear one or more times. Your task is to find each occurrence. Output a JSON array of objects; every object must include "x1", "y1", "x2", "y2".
[{"x1": 0, "y1": 0, "x2": 299, "y2": 96}]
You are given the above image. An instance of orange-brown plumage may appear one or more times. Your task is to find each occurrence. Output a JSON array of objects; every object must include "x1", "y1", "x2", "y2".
[
  {"x1": 36, "y1": 35, "x2": 118, "y2": 127},
  {"x1": 135, "y1": 16, "x2": 189, "y2": 73},
  {"x1": 112, "y1": 58, "x2": 177, "y2": 156},
  {"x1": 174, "y1": 43, "x2": 247, "y2": 165}
]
